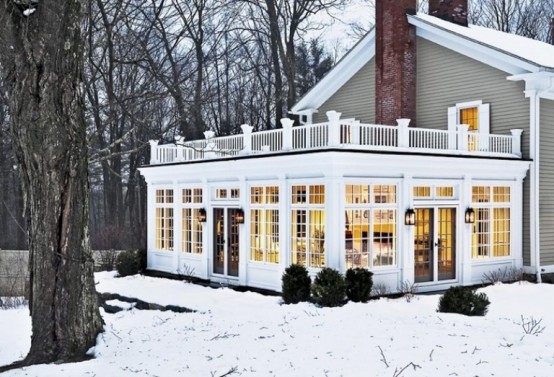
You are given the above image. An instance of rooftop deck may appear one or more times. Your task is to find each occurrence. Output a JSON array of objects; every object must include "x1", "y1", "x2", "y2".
[{"x1": 148, "y1": 111, "x2": 523, "y2": 165}]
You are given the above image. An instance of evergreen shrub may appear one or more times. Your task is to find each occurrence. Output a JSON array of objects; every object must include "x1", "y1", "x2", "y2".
[
  {"x1": 311, "y1": 267, "x2": 346, "y2": 307},
  {"x1": 116, "y1": 250, "x2": 141, "y2": 277},
  {"x1": 437, "y1": 286, "x2": 490, "y2": 316},
  {"x1": 281, "y1": 264, "x2": 311, "y2": 304},
  {"x1": 345, "y1": 267, "x2": 373, "y2": 303}
]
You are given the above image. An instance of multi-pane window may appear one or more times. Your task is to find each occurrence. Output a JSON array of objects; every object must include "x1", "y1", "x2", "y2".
[
  {"x1": 250, "y1": 186, "x2": 280, "y2": 263},
  {"x1": 472, "y1": 186, "x2": 511, "y2": 259},
  {"x1": 291, "y1": 185, "x2": 325, "y2": 268},
  {"x1": 413, "y1": 186, "x2": 456, "y2": 199},
  {"x1": 459, "y1": 107, "x2": 479, "y2": 131},
  {"x1": 155, "y1": 189, "x2": 174, "y2": 251},
  {"x1": 345, "y1": 184, "x2": 397, "y2": 269},
  {"x1": 182, "y1": 188, "x2": 203, "y2": 254}
]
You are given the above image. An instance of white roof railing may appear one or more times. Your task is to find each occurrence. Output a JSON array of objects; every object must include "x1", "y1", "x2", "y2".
[{"x1": 148, "y1": 111, "x2": 523, "y2": 165}]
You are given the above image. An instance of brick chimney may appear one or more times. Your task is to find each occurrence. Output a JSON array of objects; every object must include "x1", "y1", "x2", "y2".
[
  {"x1": 375, "y1": 0, "x2": 417, "y2": 126},
  {"x1": 429, "y1": 0, "x2": 468, "y2": 27}
]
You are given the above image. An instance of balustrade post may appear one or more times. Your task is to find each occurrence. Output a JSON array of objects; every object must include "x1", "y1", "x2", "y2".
[
  {"x1": 174, "y1": 136, "x2": 185, "y2": 162},
  {"x1": 149, "y1": 140, "x2": 159, "y2": 164},
  {"x1": 511, "y1": 129, "x2": 523, "y2": 157},
  {"x1": 457, "y1": 124, "x2": 469, "y2": 151},
  {"x1": 240, "y1": 124, "x2": 254, "y2": 155},
  {"x1": 327, "y1": 110, "x2": 342, "y2": 147},
  {"x1": 396, "y1": 118, "x2": 411, "y2": 148},
  {"x1": 281, "y1": 118, "x2": 294, "y2": 151},
  {"x1": 203, "y1": 130, "x2": 219, "y2": 159},
  {"x1": 352, "y1": 120, "x2": 361, "y2": 145}
]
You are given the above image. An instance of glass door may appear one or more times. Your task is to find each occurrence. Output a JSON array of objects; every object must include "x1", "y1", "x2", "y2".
[
  {"x1": 414, "y1": 207, "x2": 456, "y2": 283},
  {"x1": 213, "y1": 208, "x2": 240, "y2": 277}
]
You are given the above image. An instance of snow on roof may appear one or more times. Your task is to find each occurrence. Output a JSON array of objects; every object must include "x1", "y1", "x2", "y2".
[{"x1": 413, "y1": 13, "x2": 554, "y2": 69}]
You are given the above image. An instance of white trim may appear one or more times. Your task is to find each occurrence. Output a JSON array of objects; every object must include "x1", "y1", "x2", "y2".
[{"x1": 291, "y1": 29, "x2": 375, "y2": 113}]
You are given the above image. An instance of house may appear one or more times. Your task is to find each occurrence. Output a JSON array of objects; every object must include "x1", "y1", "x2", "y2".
[{"x1": 139, "y1": 0, "x2": 554, "y2": 292}]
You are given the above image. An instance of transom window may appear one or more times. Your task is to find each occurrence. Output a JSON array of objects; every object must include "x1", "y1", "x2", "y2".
[
  {"x1": 344, "y1": 184, "x2": 397, "y2": 269},
  {"x1": 413, "y1": 185, "x2": 456, "y2": 199},
  {"x1": 291, "y1": 185, "x2": 325, "y2": 268},
  {"x1": 214, "y1": 188, "x2": 240, "y2": 200},
  {"x1": 472, "y1": 186, "x2": 511, "y2": 259},
  {"x1": 250, "y1": 186, "x2": 280, "y2": 264},
  {"x1": 182, "y1": 188, "x2": 203, "y2": 254},
  {"x1": 155, "y1": 189, "x2": 174, "y2": 251}
]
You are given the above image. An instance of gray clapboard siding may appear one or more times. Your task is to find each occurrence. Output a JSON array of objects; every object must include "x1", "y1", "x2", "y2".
[
  {"x1": 314, "y1": 59, "x2": 375, "y2": 124},
  {"x1": 539, "y1": 99, "x2": 554, "y2": 266},
  {"x1": 416, "y1": 38, "x2": 531, "y2": 265},
  {"x1": 416, "y1": 38, "x2": 529, "y2": 158}
]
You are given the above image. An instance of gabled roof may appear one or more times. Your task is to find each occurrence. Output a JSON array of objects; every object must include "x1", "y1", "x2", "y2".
[{"x1": 292, "y1": 12, "x2": 554, "y2": 114}]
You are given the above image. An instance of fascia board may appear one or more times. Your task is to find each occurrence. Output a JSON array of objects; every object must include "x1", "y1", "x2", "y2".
[
  {"x1": 291, "y1": 29, "x2": 375, "y2": 113},
  {"x1": 408, "y1": 16, "x2": 540, "y2": 75}
]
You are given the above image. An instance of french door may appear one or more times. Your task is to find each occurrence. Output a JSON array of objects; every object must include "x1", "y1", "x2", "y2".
[
  {"x1": 213, "y1": 208, "x2": 240, "y2": 277},
  {"x1": 414, "y1": 207, "x2": 456, "y2": 283}
]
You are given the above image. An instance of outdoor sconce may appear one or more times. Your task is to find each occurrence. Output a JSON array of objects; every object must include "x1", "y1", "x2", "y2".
[
  {"x1": 198, "y1": 208, "x2": 207, "y2": 223},
  {"x1": 465, "y1": 208, "x2": 475, "y2": 224},
  {"x1": 405, "y1": 208, "x2": 416, "y2": 226},
  {"x1": 235, "y1": 209, "x2": 245, "y2": 224}
]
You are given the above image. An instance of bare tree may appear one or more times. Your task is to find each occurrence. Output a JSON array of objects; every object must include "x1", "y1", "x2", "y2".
[{"x1": 0, "y1": 0, "x2": 102, "y2": 368}]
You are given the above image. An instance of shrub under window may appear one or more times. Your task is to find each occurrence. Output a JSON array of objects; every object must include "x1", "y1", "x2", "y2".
[
  {"x1": 438, "y1": 286, "x2": 490, "y2": 316},
  {"x1": 345, "y1": 267, "x2": 373, "y2": 303},
  {"x1": 281, "y1": 264, "x2": 311, "y2": 304},
  {"x1": 311, "y1": 268, "x2": 346, "y2": 307}
]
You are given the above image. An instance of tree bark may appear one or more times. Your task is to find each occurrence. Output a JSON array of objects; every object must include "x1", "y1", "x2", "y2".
[{"x1": 0, "y1": 0, "x2": 103, "y2": 366}]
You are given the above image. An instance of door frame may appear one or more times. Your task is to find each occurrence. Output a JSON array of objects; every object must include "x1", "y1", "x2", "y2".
[
  {"x1": 211, "y1": 206, "x2": 241, "y2": 279},
  {"x1": 413, "y1": 205, "x2": 459, "y2": 284}
]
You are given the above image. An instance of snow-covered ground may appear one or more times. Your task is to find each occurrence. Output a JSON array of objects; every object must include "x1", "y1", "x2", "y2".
[{"x1": 1, "y1": 272, "x2": 553, "y2": 376}]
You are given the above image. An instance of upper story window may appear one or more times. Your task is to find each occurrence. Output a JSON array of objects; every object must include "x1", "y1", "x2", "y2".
[{"x1": 449, "y1": 100, "x2": 490, "y2": 151}]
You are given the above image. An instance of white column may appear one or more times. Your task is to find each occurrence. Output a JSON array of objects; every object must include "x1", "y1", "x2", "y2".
[
  {"x1": 510, "y1": 129, "x2": 523, "y2": 157},
  {"x1": 351, "y1": 120, "x2": 361, "y2": 145},
  {"x1": 149, "y1": 140, "x2": 159, "y2": 164},
  {"x1": 172, "y1": 183, "x2": 181, "y2": 274},
  {"x1": 401, "y1": 175, "x2": 414, "y2": 285},
  {"x1": 146, "y1": 184, "x2": 156, "y2": 269},
  {"x1": 397, "y1": 118, "x2": 411, "y2": 148},
  {"x1": 327, "y1": 111, "x2": 342, "y2": 147},
  {"x1": 461, "y1": 175, "x2": 473, "y2": 285},
  {"x1": 325, "y1": 175, "x2": 341, "y2": 270},
  {"x1": 281, "y1": 118, "x2": 294, "y2": 151}
]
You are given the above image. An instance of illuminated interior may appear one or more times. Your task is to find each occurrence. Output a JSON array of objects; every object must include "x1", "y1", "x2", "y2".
[{"x1": 291, "y1": 185, "x2": 325, "y2": 268}]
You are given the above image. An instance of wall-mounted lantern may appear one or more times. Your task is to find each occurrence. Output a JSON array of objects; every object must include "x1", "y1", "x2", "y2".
[
  {"x1": 198, "y1": 208, "x2": 207, "y2": 223},
  {"x1": 405, "y1": 208, "x2": 416, "y2": 226},
  {"x1": 465, "y1": 208, "x2": 475, "y2": 224},
  {"x1": 234, "y1": 208, "x2": 245, "y2": 224}
]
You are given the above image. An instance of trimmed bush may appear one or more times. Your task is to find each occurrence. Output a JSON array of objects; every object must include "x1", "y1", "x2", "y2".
[
  {"x1": 345, "y1": 268, "x2": 373, "y2": 303},
  {"x1": 282, "y1": 264, "x2": 312, "y2": 304},
  {"x1": 438, "y1": 286, "x2": 490, "y2": 316},
  {"x1": 311, "y1": 268, "x2": 346, "y2": 307},
  {"x1": 137, "y1": 249, "x2": 147, "y2": 273},
  {"x1": 116, "y1": 250, "x2": 141, "y2": 277}
]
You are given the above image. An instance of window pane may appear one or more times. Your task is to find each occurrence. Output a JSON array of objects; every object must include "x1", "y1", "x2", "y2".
[
  {"x1": 265, "y1": 209, "x2": 280, "y2": 263},
  {"x1": 250, "y1": 209, "x2": 263, "y2": 261},
  {"x1": 291, "y1": 210, "x2": 307, "y2": 266},
  {"x1": 345, "y1": 210, "x2": 369, "y2": 269},
  {"x1": 292, "y1": 185, "x2": 306, "y2": 204},
  {"x1": 374, "y1": 185, "x2": 396, "y2": 204},
  {"x1": 413, "y1": 186, "x2": 431, "y2": 198},
  {"x1": 309, "y1": 185, "x2": 325, "y2": 204},
  {"x1": 345, "y1": 184, "x2": 370, "y2": 204},
  {"x1": 472, "y1": 208, "x2": 490, "y2": 258},
  {"x1": 183, "y1": 189, "x2": 192, "y2": 204},
  {"x1": 251, "y1": 187, "x2": 263, "y2": 204},
  {"x1": 266, "y1": 186, "x2": 279, "y2": 204},
  {"x1": 309, "y1": 210, "x2": 325, "y2": 268},
  {"x1": 472, "y1": 186, "x2": 490, "y2": 203},
  {"x1": 493, "y1": 208, "x2": 510, "y2": 257},
  {"x1": 436, "y1": 187, "x2": 454, "y2": 198},
  {"x1": 460, "y1": 107, "x2": 479, "y2": 131},
  {"x1": 373, "y1": 209, "x2": 396, "y2": 266},
  {"x1": 493, "y1": 187, "x2": 510, "y2": 203}
]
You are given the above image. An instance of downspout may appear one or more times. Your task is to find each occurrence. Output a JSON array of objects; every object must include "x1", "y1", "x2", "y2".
[{"x1": 528, "y1": 90, "x2": 542, "y2": 283}]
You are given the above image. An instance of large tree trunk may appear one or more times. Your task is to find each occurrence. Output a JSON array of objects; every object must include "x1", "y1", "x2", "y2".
[{"x1": 0, "y1": 0, "x2": 103, "y2": 367}]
